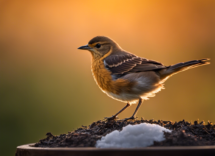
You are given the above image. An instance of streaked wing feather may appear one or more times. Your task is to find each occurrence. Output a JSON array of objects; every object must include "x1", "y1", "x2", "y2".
[
  {"x1": 131, "y1": 64, "x2": 165, "y2": 72},
  {"x1": 104, "y1": 54, "x2": 166, "y2": 75}
]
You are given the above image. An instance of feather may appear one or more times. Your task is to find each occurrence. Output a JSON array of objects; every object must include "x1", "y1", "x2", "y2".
[{"x1": 104, "y1": 53, "x2": 166, "y2": 76}]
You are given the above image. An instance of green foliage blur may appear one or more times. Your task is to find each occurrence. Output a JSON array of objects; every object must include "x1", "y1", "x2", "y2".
[{"x1": 0, "y1": 1, "x2": 214, "y2": 156}]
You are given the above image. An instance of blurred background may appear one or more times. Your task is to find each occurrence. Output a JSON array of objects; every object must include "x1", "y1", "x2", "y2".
[{"x1": 0, "y1": 0, "x2": 214, "y2": 155}]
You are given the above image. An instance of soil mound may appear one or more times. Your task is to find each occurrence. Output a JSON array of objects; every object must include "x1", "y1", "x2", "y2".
[{"x1": 35, "y1": 119, "x2": 215, "y2": 147}]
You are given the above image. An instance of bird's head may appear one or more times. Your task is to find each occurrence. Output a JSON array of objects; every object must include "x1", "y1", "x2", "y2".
[{"x1": 78, "y1": 36, "x2": 121, "y2": 59}]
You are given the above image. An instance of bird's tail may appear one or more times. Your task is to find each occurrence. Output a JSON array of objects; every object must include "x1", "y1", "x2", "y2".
[{"x1": 159, "y1": 58, "x2": 210, "y2": 80}]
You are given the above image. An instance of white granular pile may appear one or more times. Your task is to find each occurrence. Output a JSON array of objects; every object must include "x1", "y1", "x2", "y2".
[{"x1": 96, "y1": 123, "x2": 171, "y2": 148}]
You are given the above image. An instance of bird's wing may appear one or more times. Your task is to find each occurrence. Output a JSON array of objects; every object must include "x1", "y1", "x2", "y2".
[{"x1": 104, "y1": 53, "x2": 166, "y2": 75}]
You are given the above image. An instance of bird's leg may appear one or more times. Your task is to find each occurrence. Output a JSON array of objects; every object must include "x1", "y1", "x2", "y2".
[
  {"x1": 124, "y1": 98, "x2": 143, "y2": 121},
  {"x1": 105, "y1": 103, "x2": 130, "y2": 120}
]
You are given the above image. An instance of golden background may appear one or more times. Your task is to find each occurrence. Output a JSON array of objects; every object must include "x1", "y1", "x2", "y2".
[{"x1": 0, "y1": 0, "x2": 214, "y2": 155}]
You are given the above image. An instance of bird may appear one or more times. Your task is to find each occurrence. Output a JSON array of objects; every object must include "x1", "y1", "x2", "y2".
[{"x1": 78, "y1": 36, "x2": 210, "y2": 121}]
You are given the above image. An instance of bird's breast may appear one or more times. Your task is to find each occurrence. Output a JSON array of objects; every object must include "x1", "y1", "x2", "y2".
[{"x1": 91, "y1": 59, "x2": 135, "y2": 95}]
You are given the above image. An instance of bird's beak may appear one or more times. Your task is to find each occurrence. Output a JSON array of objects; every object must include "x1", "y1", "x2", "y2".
[{"x1": 78, "y1": 44, "x2": 92, "y2": 50}]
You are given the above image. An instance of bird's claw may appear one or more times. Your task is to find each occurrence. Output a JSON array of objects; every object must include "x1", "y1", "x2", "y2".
[
  {"x1": 104, "y1": 115, "x2": 118, "y2": 121},
  {"x1": 123, "y1": 116, "x2": 137, "y2": 121}
]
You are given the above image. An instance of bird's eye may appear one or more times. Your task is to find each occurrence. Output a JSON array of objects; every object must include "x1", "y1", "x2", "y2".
[{"x1": 95, "y1": 43, "x2": 101, "y2": 48}]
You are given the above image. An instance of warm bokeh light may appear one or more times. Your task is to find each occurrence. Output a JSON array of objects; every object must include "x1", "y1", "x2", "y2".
[{"x1": 0, "y1": 1, "x2": 214, "y2": 155}]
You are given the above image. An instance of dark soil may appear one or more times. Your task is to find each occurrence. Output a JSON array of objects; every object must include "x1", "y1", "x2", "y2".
[{"x1": 34, "y1": 119, "x2": 215, "y2": 147}]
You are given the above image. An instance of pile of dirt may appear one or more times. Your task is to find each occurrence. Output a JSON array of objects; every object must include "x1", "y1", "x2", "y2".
[{"x1": 34, "y1": 119, "x2": 215, "y2": 147}]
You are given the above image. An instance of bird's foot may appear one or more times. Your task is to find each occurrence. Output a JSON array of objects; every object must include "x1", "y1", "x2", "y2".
[
  {"x1": 104, "y1": 115, "x2": 118, "y2": 121},
  {"x1": 123, "y1": 116, "x2": 137, "y2": 121}
]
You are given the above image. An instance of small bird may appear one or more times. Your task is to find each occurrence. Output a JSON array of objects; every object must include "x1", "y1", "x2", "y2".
[{"x1": 78, "y1": 36, "x2": 210, "y2": 120}]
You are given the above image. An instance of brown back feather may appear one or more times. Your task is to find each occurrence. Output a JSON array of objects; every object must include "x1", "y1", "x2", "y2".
[{"x1": 104, "y1": 52, "x2": 166, "y2": 76}]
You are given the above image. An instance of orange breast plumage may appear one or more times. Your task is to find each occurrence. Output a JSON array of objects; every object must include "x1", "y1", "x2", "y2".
[{"x1": 91, "y1": 59, "x2": 135, "y2": 96}]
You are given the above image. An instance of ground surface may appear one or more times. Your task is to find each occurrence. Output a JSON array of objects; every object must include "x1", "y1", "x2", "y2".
[{"x1": 34, "y1": 119, "x2": 215, "y2": 147}]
